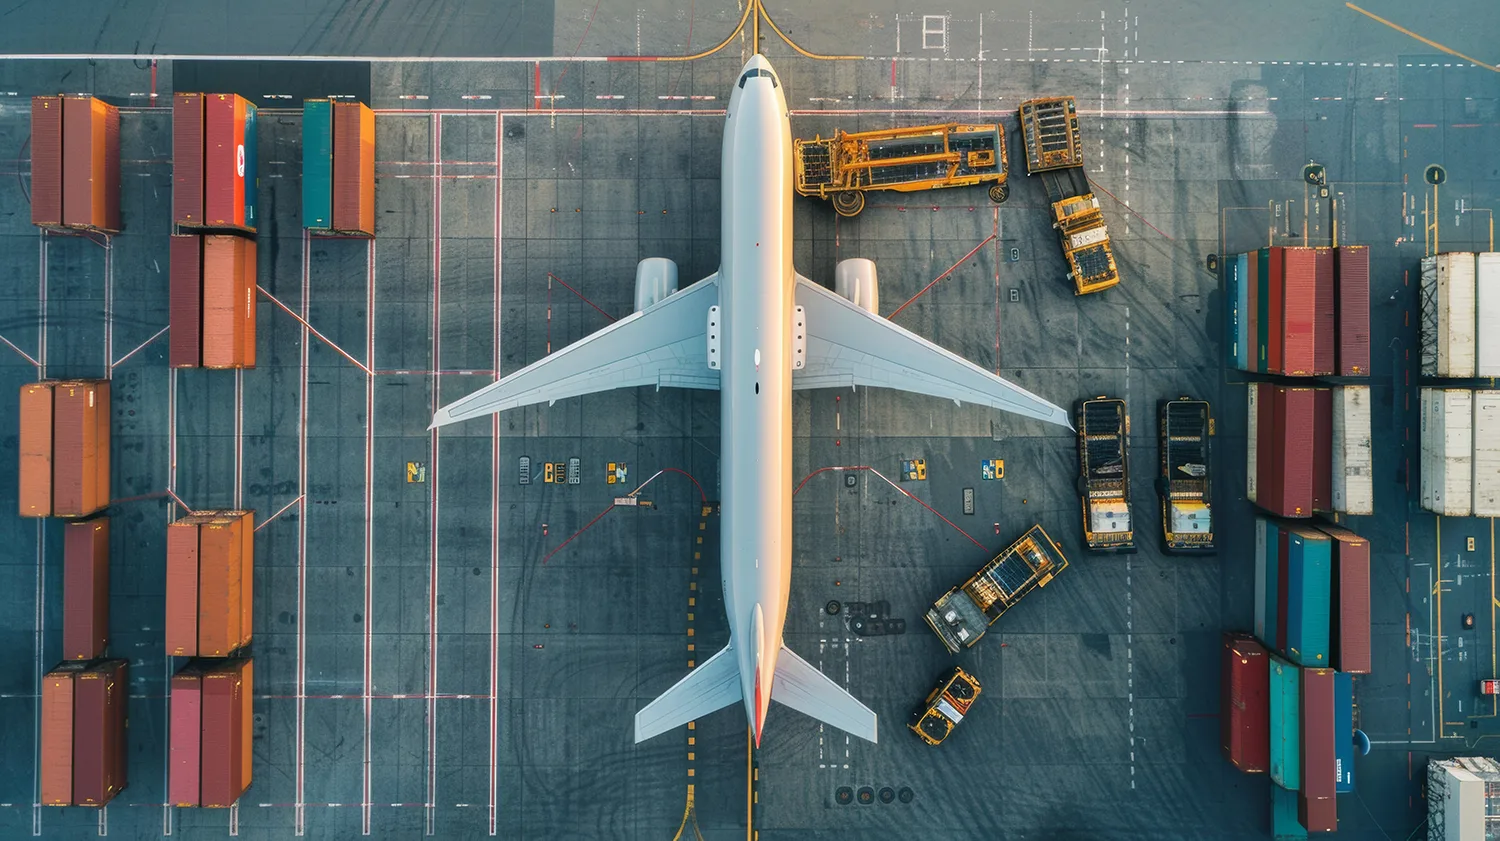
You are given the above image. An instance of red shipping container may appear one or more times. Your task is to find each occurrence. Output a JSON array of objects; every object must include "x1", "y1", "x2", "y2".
[
  {"x1": 204, "y1": 94, "x2": 248, "y2": 228},
  {"x1": 1300, "y1": 667, "x2": 1337, "y2": 832},
  {"x1": 1313, "y1": 247, "x2": 1335, "y2": 375},
  {"x1": 73, "y1": 660, "x2": 127, "y2": 806},
  {"x1": 198, "y1": 515, "x2": 244, "y2": 655},
  {"x1": 202, "y1": 236, "x2": 248, "y2": 368},
  {"x1": 174, "y1": 93, "x2": 205, "y2": 227},
  {"x1": 1268, "y1": 247, "x2": 1285, "y2": 374},
  {"x1": 1256, "y1": 387, "x2": 1315, "y2": 517},
  {"x1": 1281, "y1": 248, "x2": 1317, "y2": 375},
  {"x1": 1312, "y1": 388, "x2": 1333, "y2": 513},
  {"x1": 52, "y1": 381, "x2": 109, "y2": 518},
  {"x1": 332, "y1": 102, "x2": 376, "y2": 236},
  {"x1": 170, "y1": 235, "x2": 204, "y2": 367},
  {"x1": 39, "y1": 666, "x2": 78, "y2": 806},
  {"x1": 201, "y1": 661, "x2": 250, "y2": 807},
  {"x1": 1254, "y1": 383, "x2": 1276, "y2": 506},
  {"x1": 60, "y1": 97, "x2": 120, "y2": 232},
  {"x1": 170, "y1": 665, "x2": 203, "y2": 807},
  {"x1": 19, "y1": 382, "x2": 54, "y2": 517},
  {"x1": 103, "y1": 100, "x2": 120, "y2": 232},
  {"x1": 1221, "y1": 633, "x2": 1270, "y2": 772},
  {"x1": 63, "y1": 519, "x2": 110, "y2": 660},
  {"x1": 166, "y1": 515, "x2": 205, "y2": 656},
  {"x1": 1335, "y1": 246, "x2": 1371, "y2": 376},
  {"x1": 31, "y1": 96, "x2": 63, "y2": 226},
  {"x1": 1321, "y1": 525, "x2": 1372, "y2": 674}
]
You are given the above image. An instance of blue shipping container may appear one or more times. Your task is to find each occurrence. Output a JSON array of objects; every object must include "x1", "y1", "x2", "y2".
[
  {"x1": 1285, "y1": 528, "x2": 1331, "y2": 666},
  {"x1": 243, "y1": 103, "x2": 258, "y2": 230},
  {"x1": 1271, "y1": 784, "x2": 1307, "y2": 840},
  {"x1": 1237, "y1": 253, "x2": 1250, "y2": 370},
  {"x1": 1226, "y1": 256, "x2": 1241, "y2": 368},
  {"x1": 1334, "y1": 672, "x2": 1354, "y2": 792},
  {"x1": 1260, "y1": 520, "x2": 1281, "y2": 651},
  {"x1": 302, "y1": 100, "x2": 333, "y2": 229},
  {"x1": 1269, "y1": 655, "x2": 1302, "y2": 791}
]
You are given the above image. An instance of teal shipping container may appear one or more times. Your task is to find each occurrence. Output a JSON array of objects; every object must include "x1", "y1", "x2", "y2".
[
  {"x1": 1269, "y1": 655, "x2": 1302, "y2": 790},
  {"x1": 244, "y1": 103, "x2": 258, "y2": 229},
  {"x1": 1272, "y1": 784, "x2": 1307, "y2": 840},
  {"x1": 303, "y1": 99, "x2": 333, "y2": 229},
  {"x1": 1226, "y1": 256, "x2": 1241, "y2": 368},
  {"x1": 1256, "y1": 518, "x2": 1282, "y2": 649},
  {"x1": 1257, "y1": 246, "x2": 1271, "y2": 372},
  {"x1": 1285, "y1": 527, "x2": 1331, "y2": 666},
  {"x1": 1334, "y1": 672, "x2": 1354, "y2": 793},
  {"x1": 1236, "y1": 253, "x2": 1250, "y2": 370}
]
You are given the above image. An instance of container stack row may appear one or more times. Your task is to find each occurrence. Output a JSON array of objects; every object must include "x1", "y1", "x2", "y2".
[
  {"x1": 173, "y1": 92, "x2": 258, "y2": 233},
  {"x1": 166, "y1": 511, "x2": 254, "y2": 657},
  {"x1": 40, "y1": 659, "x2": 128, "y2": 807},
  {"x1": 1419, "y1": 252, "x2": 1500, "y2": 378},
  {"x1": 171, "y1": 659, "x2": 254, "y2": 807},
  {"x1": 1419, "y1": 387, "x2": 1500, "y2": 516},
  {"x1": 169, "y1": 234, "x2": 258, "y2": 368},
  {"x1": 18, "y1": 381, "x2": 112, "y2": 519},
  {"x1": 1247, "y1": 383, "x2": 1373, "y2": 518},
  {"x1": 30, "y1": 95, "x2": 122, "y2": 234},
  {"x1": 1254, "y1": 519, "x2": 1371, "y2": 673},
  {"x1": 303, "y1": 99, "x2": 376, "y2": 236},
  {"x1": 1226, "y1": 245, "x2": 1370, "y2": 377}
]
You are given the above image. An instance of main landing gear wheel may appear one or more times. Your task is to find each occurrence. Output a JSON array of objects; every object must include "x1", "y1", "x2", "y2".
[
  {"x1": 833, "y1": 190, "x2": 866, "y2": 217},
  {"x1": 988, "y1": 182, "x2": 1009, "y2": 204}
]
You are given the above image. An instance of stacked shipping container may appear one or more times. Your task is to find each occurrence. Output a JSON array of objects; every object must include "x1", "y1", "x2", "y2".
[
  {"x1": 174, "y1": 93, "x2": 258, "y2": 232},
  {"x1": 170, "y1": 234, "x2": 257, "y2": 368},
  {"x1": 1272, "y1": 785, "x2": 1308, "y2": 840},
  {"x1": 1473, "y1": 390, "x2": 1500, "y2": 517},
  {"x1": 63, "y1": 519, "x2": 110, "y2": 660},
  {"x1": 1284, "y1": 528, "x2": 1332, "y2": 668},
  {"x1": 1248, "y1": 383, "x2": 1370, "y2": 517},
  {"x1": 1334, "y1": 246, "x2": 1371, "y2": 376},
  {"x1": 1420, "y1": 388, "x2": 1475, "y2": 516},
  {"x1": 30, "y1": 95, "x2": 121, "y2": 233},
  {"x1": 1420, "y1": 253, "x2": 1478, "y2": 378},
  {"x1": 303, "y1": 100, "x2": 376, "y2": 236},
  {"x1": 40, "y1": 659, "x2": 128, "y2": 806},
  {"x1": 1221, "y1": 633, "x2": 1270, "y2": 772},
  {"x1": 1333, "y1": 672, "x2": 1355, "y2": 794},
  {"x1": 1227, "y1": 246, "x2": 1364, "y2": 377},
  {"x1": 171, "y1": 659, "x2": 254, "y2": 807},
  {"x1": 1321, "y1": 525, "x2": 1372, "y2": 675},
  {"x1": 1254, "y1": 518, "x2": 1370, "y2": 674},
  {"x1": 1480, "y1": 253, "x2": 1500, "y2": 376},
  {"x1": 17, "y1": 381, "x2": 111, "y2": 518},
  {"x1": 1299, "y1": 668, "x2": 1337, "y2": 832},
  {"x1": 1330, "y1": 385, "x2": 1374, "y2": 515},
  {"x1": 1269, "y1": 655, "x2": 1302, "y2": 791},
  {"x1": 167, "y1": 511, "x2": 254, "y2": 656}
]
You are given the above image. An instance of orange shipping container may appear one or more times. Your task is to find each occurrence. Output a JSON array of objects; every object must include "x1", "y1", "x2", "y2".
[
  {"x1": 40, "y1": 666, "x2": 81, "y2": 806},
  {"x1": 240, "y1": 239, "x2": 257, "y2": 367},
  {"x1": 202, "y1": 237, "x2": 254, "y2": 368},
  {"x1": 237, "y1": 511, "x2": 255, "y2": 641},
  {"x1": 19, "y1": 382, "x2": 54, "y2": 517},
  {"x1": 52, "y1": 381, "x2": 109, "y2": 517},
  {"x1": 197, "y1": 515, "x2": 244, "y2": 655},
  {"x1": 166, "y1": 515, "x2": 207, "y2": 656},
  {"x1": 240, "y1": 659, "x2": 254, "y2": 789},
  {"x1": 331, "y1": 102, "x2": 376, "y2": 236},
  {"x1": 31, "y1": 97, "x2": 63, "y2": 226}
]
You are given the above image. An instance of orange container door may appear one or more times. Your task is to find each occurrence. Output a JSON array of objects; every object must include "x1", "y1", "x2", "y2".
[
  {"x1": 19, "y1": 382, "x2": 54, "y2": 517},
  {"x1": 40, "y1": 671, "x2": 74, "y2": 806},
  {"x1": 165, "y1": 517, "x2": 203, "y2": 656}
]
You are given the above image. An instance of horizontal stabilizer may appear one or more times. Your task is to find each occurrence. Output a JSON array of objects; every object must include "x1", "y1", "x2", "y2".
[
  {"x1": 635, "y1": 644, "x2": 742, "y2": 743},
  {"x1": 771, "y1": 644, "x2": 877, "y2": 743}
]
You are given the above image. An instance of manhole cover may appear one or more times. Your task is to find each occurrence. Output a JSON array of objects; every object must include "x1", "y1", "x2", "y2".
[
  {"x1": 835, "y1": 787, "x2": 853, "y2": 805},
  {"x1": 898, "y1": 787, "x2": 915, "y2": 804},
  {"x1": 878, "y1": 787, "x2": 896, "y2": 804},
  {"x1": 826, "y1": 600, "x2": 842, "y2": 616},
  {"x1": 856, "y1": 787, "x2": 875, "y2": 805}
]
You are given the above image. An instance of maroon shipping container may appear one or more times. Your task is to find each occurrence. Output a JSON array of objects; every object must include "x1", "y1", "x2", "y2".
[
  {"x1": 201, "y1": 663, "x2": 249, "y2": 807},
  {"x1": 170, "y1": 665, "x2": 202, "y2": 807},
  {"x1": 52, "y1": 381, "x2": 106, "y2": 518},
  {"x1": 1335, "y1": 246, "x2": 1371, "y2": 376},
  {"x1": 60, "y1": 96, "x2": 121, "y2": 232},
  {"x1": 1322, "y1": 525, "x2": 1372, "y2": 674},
  {"x1": 1221, "y1": 633, "x2": 1270, "y2": 772},
  {"x1": 63, "y1": 519, "x2": 110, "y2": 660},
  {"x1": 73, "y1": 659, "x2": 126, "y2": 807},
  {"x1": 31, "y1": 96, "x2": 63, "y2": 226},
  {"x1": 170, "y1": 235, "x2": 204, "y2": 367},
  {"x1": 1300, "y1": 667, "x2": 1337, "y2": 832},
  {"x1": 1280, "y1": 248, "x2": 1317, "y2": 375},
  {"x1": 1312, "y1": 389, "x2": 1333, "y2": 513},
  {"x1": 1255, "y1": 387, "x2": 1316, "y2": 517},
  {"x1": 1255, "y1": 383, "x2": 1276, "y2": 507},
  {"x1": 1313, "y1": 247, "x2": 1335, "y2": 375},
  {"x1": 174, "y1": 93, "x2": 205, "y2": 227},
  {"x1": 1268, "y1": 247, "x2": 1285, "y2": 374}
]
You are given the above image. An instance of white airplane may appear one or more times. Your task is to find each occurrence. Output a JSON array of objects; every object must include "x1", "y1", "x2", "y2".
[{"x1": 430, "y1": 54, "x2": 1071, "y2": 748}]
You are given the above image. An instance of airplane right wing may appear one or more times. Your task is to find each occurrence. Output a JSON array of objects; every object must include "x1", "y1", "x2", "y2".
[
  {"x1": 791, "y1": 275, "x2": 1072, "y2": 429},
  {"x1": 431, "y1": 275, "x2": 720, "y2": 428}
]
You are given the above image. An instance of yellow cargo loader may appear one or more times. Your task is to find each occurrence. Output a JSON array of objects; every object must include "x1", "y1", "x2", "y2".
[{"x1": 794, "y1": 123, "x2": 1009, "y2": 217}]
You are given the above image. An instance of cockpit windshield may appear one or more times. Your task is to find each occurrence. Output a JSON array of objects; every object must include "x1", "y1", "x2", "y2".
[{"x1": 737, "y1": 68, "x2": 779, "y2": 88}]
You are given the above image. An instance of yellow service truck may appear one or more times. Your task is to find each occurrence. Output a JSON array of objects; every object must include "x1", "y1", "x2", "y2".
[
  {"x1": 908, "y1": 667, "x2": 982, "y2": 746},
  {"x1": 1017, "y1": 96, "x2": 1121, "y2": 295},
  {"x1": 794, "y1": 123, "x2": 1009, "y2": 217},
  {"x1": 1076, "y1": 396, "x2": 1134, "y2": 553},
  {"x1": 1158, "y1": 397, "x2": 1215, "y2": 553},
  {"x1": 924, "y1": 524, "x2": 1069, "y2": 653}
]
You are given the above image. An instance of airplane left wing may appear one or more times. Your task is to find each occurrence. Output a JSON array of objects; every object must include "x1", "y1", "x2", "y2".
[
  {"x1": 430, "y1": 275, "x2": 720, "y2": 428},
  {"x1": 791, "y1": 274, "x2": 1071, "y2": 429}
]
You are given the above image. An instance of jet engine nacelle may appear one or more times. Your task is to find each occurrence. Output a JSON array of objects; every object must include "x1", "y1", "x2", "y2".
[
  {"x1": 635, "y1": 258, "x2": 679, "y2": 313},
  {"x1": 834, "y1": 258, "x2": 879, "y2": 315}
]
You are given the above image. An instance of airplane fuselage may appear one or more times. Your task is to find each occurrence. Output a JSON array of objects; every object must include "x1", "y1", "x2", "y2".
[{"x1": 719, "y1": 56, "x2": 794, "y2": 744}]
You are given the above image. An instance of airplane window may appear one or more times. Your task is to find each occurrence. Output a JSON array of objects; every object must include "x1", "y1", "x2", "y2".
[{"x1": 737, "y1": 69, "x2": 779, "y2": 89}]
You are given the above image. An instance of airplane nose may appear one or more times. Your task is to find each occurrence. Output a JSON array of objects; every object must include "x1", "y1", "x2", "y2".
[{"x1": 742, "y1": 54, "x2": 770, "y2": 73}]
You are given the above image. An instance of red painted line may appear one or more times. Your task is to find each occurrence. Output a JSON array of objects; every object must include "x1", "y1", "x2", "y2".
[
  {"x1": 543, "y1": 504, "x2": 618, "y2": 565},
  {"x1": 426, "y1": 112, "x2": 443, "y2": 837},
  {"x1": 890, "y1": 58, "x2": 897, "y2": 87},
  {"x1": 1451, "y1": 123, "x2": 1482, "y2": 128},
  {"x1": 888, "y1": 235, "x2": 996, "y2": 320},
  {"x1": 109, "y1": 325, "x2": 168, "y2": 370},
  {"x1": 792, "y1": 466, "x2": 986, "y2": 551},
  {"x1": 532, "y1": 63, "x2": 540, "y2": 110},
  {"x1": 546, "y1": 272, "x2": 619, "y2": 322},
  {"x1": 993, "y1": 207, "x2": 1002, "y2": 373},
  {"x1": 1087, "y1": 177, "x2": 1174, "y2": 241},
  {"x1": 258, "y1": 284, "x2": 374, "y2": 375},
  {"x1": 363, "y1": 234, "x2": 376, "y2": 836},
  {"x1": 488, "y1": 111, "x2": 503, "y2": 838},
  {"x1": 0, "y1": 331, "x2": 41, "y2": 368},
  {"x1": 606, "y1": 55, "x2": 660, "y2": 61},
  {"x1": 296, "y1": 227, "x2": 311, "y2": 836},
  {"x1": 254, "y1": 495, "x2": 304, "y2": 532},
  {"x1": 164, "y1": 488, "x2": 197, "y2": 515},
  {"x1": 1413, "y1": 123, "x2": 1438, "y2": 128},
  {"x1": 627, "y1": 467, "x2": 708, "y2": 503}
]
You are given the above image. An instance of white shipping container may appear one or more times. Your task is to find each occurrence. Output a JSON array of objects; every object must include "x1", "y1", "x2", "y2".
[
  {"x1": 1253, "y1": 517, "x2": 1267, "y2": 641},
  {"x1": 1472, "y1": 390, "x2": 1500, "y2": 516},
  {"x1": 1421, "y1": 388, "x2": 1474, "y2": 516},
  {"x1": 1420, "y1": 389, "x2": 1434, "y2": 512},
  {"x1": 1246, "y1": 383, "x2": 1259, "y2": 503},
  {"x1": 1477, "y1": 253, "x2": 1500, "y2": 376},
  {"x1": 1332, "y1": 385, "x2": 1374, "y2": 515},
  {"x1": 1420, "y1": 253, "x2": 1477, "y2": 378}
]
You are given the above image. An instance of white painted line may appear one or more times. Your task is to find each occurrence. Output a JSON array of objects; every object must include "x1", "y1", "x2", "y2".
[
  {"x1": 295, "y1": 228, "x2": 311, "y2": 837},
  {"x1": 426, "y1": 112, "x2": 443, "y2": 839},
  {"x1": 363, "y1": 234, "x2": 376, "y2": 837},
  {"x1": 489, "y1": 110, "x2": 504, "y2": 838}
]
